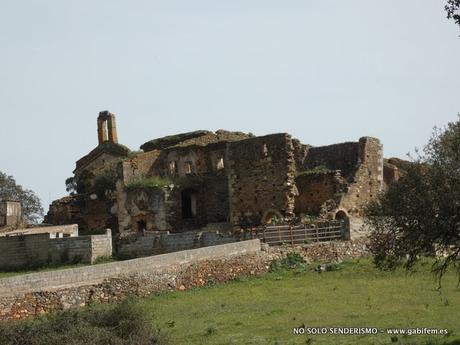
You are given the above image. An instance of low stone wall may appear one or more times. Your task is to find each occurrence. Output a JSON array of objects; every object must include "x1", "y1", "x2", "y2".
[
  {"x1": 0, "y1": 230, "x2": 112, "y2": 270},
  {"x1": 0, "y1": 239, "x2": 262, "y2": 320},
  {"x1": 116, "y1": 230, "x2": 236, "y2": 258},
  {"x1": 0, "y1": 238, "x2": 370, "y2": 321},
  {"x1": 266, "y1": 237, "x2": 370, "y2": 262}
]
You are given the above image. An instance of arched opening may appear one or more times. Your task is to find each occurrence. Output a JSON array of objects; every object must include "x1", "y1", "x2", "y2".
[
  {"x1": 335, "y1": 210, "x2": 348, "y2": 221},
  {"x1": 181, "y1": 189, "x2": 198, "y2": 219},
  {"x1": 261, "y1": 209, "x2": 283, "y2": 225},
  {"x1": 335, "y1": 210, "x2": 350, "y2": 240}
]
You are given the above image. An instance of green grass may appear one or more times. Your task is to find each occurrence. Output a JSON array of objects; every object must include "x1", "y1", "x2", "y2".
[
  {"x1": 0, "y1": 256, "x2": 116, "y2": 279},
  {"x1": 141, "y1": 258, "x2": 460, "y2": 345},
  {"x1": 0, "y1": 263, "x2": 86, "y2": 279}
]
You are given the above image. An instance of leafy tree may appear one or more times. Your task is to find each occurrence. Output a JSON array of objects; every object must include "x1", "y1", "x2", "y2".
[
  {"x1": 0, "y1": 171, "x2": 44, "y2": 224},
  {"x1": 445, "y1": 0, "x2": 460, "y2": 28},
  {"x1": 65, "y1": 176, "x2": 77, "y2": 195},
  {"x1": 365, "y1": 115, "x2": 460, "y2": 282}
]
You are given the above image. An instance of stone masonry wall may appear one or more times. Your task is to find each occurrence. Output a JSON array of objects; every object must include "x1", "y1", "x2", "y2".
[
  {"x1": 227, "y1": 134, "x2": 297, "y2": 226},
  {"x1": 0, "y1": 238, "x2": 370, "y2": 321},
  {"x1": 338, "y1": 137, "x2": 383, "y2": 216},
  {"x1": 294, "y1": 171, "x2": 346, "y2": 216},
  {"x1": 303, "y1": 142, "x2": 360, "y2": 177}
]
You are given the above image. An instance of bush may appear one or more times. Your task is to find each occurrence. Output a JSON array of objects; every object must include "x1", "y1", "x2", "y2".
[
  {"x1": 269, "y1": 252, "x2": 306, "y2": 272},
  {"x1": 93, "y1": 170, "x2": 118, "y2": 198},
  {"x1": 0, "y1": 299, "x2": 169, "y2": 345}
]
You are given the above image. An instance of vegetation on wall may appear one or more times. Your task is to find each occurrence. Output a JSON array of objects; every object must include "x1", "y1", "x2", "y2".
[
  {"x1": 296, "y1": 165, "x2": 334, "y2": 177},
  {"x1": 93, "y1": 170, "x2": 118, "y2": 198},
  {"x1": 365, "y1": 115, "x2": 460, "y2": 282},
  {"x1": 126, "y1": 175, "x2": 206, "y2": 190}
]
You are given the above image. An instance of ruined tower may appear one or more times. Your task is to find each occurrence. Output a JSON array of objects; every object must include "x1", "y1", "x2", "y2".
[
  {"x1": 0, "y1": 200, "x2": 22, "y2": 227},
  {"x1": 97, "y1": 110, "x2": 118, "y2": 145}
]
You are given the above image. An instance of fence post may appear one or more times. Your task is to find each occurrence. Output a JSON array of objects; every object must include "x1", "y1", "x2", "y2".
[
  {"x1": 315, "y1": 225, "x2": 319, "y2": 242},
  {"x1": 289, "y1": 225, "x2": 294, "y2": 246}
]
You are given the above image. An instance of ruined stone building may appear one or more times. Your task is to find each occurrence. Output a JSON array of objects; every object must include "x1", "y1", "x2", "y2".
[
  {"x1": 45, "y1": 111, "x2": 398, "y2": 236},
  {"x1": 0, "y1": 200, "x2": 22, "y2": 228}
]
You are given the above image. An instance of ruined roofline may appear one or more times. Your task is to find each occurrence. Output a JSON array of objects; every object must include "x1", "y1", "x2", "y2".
[
  {"x1": 140, "y1": 129, "x2": 253, "y2": 152},
  {"x1": 140, "y1": 130, "x2": 212, "y2": 152},
  {"x1": 304, "y1": 136, "x2": 380, "y2": 150},
  {"x1": 74, "y1": 141, "x2": 131, "y2": 174}
]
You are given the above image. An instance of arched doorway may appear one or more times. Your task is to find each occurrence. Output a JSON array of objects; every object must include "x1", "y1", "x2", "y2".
[
  {"x1": 261, "y1": 209, "x2": 283, "y2": 225},
  {"x1": 335, "y1": 210, "x2": 348, "y2": 221},
  {"x1": 335, "y1": 210, "x2": 350, "y2": 240}
]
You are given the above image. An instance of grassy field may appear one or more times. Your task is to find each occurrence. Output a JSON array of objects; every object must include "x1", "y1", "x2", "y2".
[{"x1": 142, "y1": 258, "x2": 460, "y2": 345}]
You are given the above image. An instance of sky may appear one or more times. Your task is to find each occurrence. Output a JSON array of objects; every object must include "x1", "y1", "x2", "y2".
[{"x1": 0, "y1": 0, "x2": 459, "y2": 213}]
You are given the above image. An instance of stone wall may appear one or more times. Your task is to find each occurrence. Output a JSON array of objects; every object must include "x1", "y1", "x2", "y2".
[
  {"x1": 45, "y1": 195, "x2": 117, "y2": 234},
  {"x1": 0, "y1": 230, "x2": 112, "y2": 270},
  {"x1": 294, "y1": 137, "x2": 383, "y2": 222},
  {"x1": 266, "y1": 236, "x2": 369, "y2": 262},
  {"x1": 338, "y1": 137, "x2": 383, "y2": 216},
  {"x1": 302, "y1": 141, "x2": 360, "y2": 177},
  {"x1": 227, "y1": 134, "x2": 297, "y2": 226},
  {"x1": 0, "y1": 238, "x2": 371, "y2": 321},
  {"x1": 0, "y1": 239, "x2": 260, "y2": 297},
  {"x1": 294, "y1": 171, "x2": 345, "y2": 216},
  {"x1": 116, "y1": 230, "x2": 236, "y2": 259},
  {"x1": 0, "y1": 201, "x2": 22, "y2": 227}
]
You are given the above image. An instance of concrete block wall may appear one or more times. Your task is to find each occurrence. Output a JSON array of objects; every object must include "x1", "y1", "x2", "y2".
[
  {"x1": 0, "y1": 234, "x2": 50, "y2": 270},
  {"x1": 0, "y1": 230, "x2": 112, "y2": 270},
  {"x1": 117, "y1": 230, "x2": 236, "y2": 259},
  {"x1": 91, "y1": 230, "x2": 113, "y2": 262}
]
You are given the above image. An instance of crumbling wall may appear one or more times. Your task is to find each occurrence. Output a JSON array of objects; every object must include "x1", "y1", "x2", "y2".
[
  {"x1": 338, "y1": 137, "x2": 383, "y2": 216},
  {"x1": 121, "y1": 150, "x2": 162, "y2": 184},
  {"x1": 295, "y1": 171, "x2": 346, "y2": 216},
  {"x1": 117, "y1": 186, "x2": 170, "y2": 233},
  {"x1": 140, "y1": 129, "x2": 251, "y2": 152},
  {"x1": 45, "y1": 195, "x2": 117, "y2": 233},
  {"x1": 227, "y1": 134, "x2": 297, "y2": 226},
  {"x1": 302, "y1": 142, "x2": 360, "y2": 177},
  {"x1": 0, "y1": 201, "x2": 22, "y2": 228}
]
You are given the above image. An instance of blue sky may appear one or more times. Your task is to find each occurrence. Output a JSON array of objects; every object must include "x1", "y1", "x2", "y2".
[{"x1": 1, "y1": 0, "x2": 459, "y2": 212}]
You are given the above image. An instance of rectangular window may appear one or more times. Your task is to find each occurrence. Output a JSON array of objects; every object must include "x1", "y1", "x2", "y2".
[
  {"x1": 184, "y1": 161, "x2": 193, "y2": 175},
  {"x1": 169, "y1": 161, "x2": 178, "y2": 175},
  {"x1": 216, "y1": 157, "x2": 224, "y2": 170}
]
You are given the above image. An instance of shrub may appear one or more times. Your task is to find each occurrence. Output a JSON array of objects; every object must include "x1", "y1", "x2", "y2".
[
  {"x1": 269, "y1": 252, "x2": 306, "y2": 272},
  {"x1": 0, "y1": 299, "x2": 169, "y2": 345},
  {"x1": 126, "y1": 176, "x2": 174, "y2": 190},
  {"x1": 93, "y1": 170, "x2": 118, "y2": 198}
]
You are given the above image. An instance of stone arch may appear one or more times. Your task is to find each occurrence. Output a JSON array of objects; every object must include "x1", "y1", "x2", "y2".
[
  {"x1": 335, "y1": 209, "x2": 350, "y2": 240},
  {"x1": 335, "y1": 209, "x2": 348, "y2": 221},
  {"x1": 261, "y1": 209, "x2": 283, "y2": 224}
]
